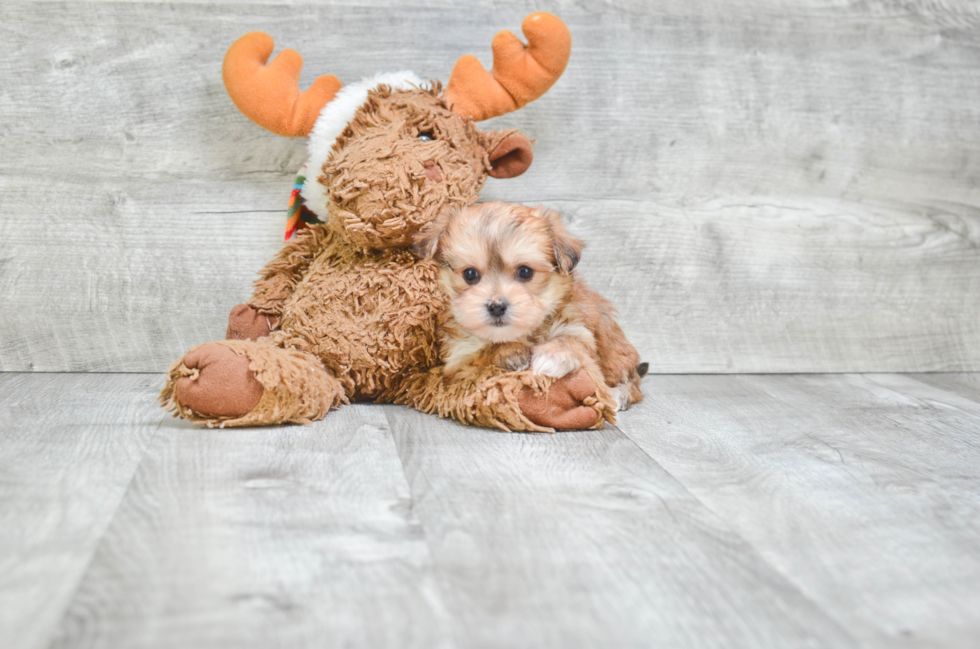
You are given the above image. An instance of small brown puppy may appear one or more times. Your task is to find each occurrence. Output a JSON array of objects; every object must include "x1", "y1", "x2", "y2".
[{"x1": 415, "y1": 202, "x2": 646, "y2": 411}]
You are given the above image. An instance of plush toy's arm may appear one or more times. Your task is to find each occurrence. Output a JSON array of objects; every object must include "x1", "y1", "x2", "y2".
[
  {"x1": 247, "y1": 225, "x2": 331, "y2": 316},
  {"x1": 393, "y1": 363, "x2": 616, "y2": 433}
]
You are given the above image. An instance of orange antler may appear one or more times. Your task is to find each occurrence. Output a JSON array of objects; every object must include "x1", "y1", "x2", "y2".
[
  {"x1": 444, "y1": 12, "x2": 571, "y2": 122},
  {"x1": 222, "y1": 32, "x2": 343, "y2": 137}
]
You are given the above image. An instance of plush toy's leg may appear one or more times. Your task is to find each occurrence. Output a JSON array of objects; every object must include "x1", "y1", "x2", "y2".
[
  {"x1": 226, "y1": 304, "x2": 279, "y2": 341},
  {"x1": 160, "y1": 339, "x2": 346, "y2": 427},
  {"x1": 395, "y1": 366, "x2": 616, "y2": 433}
]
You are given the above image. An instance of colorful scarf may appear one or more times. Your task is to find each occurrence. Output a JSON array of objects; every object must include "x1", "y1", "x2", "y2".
[{"x1": 285, "y1": 164, "x2": 325, "y2": 240}]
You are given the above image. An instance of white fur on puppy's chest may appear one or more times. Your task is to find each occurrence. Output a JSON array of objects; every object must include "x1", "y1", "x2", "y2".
[{"x1": 531, "y1": 348, "x2": 581, "y2": 378}]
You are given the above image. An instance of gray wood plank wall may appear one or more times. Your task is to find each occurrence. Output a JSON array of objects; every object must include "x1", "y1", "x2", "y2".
[{"x1": 1, "y1": 0, "x2": 978, "y2": 372}]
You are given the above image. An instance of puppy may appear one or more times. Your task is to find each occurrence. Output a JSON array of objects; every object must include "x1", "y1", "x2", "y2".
[{"x1": 414, "y1": 202, "x2": 646, "y2": 411}]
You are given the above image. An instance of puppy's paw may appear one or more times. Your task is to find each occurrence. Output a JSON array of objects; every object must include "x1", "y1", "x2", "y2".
[
  {"x1": 612, "y1": 385, "x2": 633, "y2": 411},
  {"x1": 531, "y1": 348, "x2": 581, "y2": 378},
  {"x1": 497, "y1": 347, "x2": 531, "y2": 372}
]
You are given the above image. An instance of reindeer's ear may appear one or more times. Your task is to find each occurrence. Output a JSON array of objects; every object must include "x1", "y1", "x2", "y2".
[
  {"x1": 414, "y1": 210, "x2": 453, "y2": 260},
  {"x1": 541, "y1": 208, "x2": 583, "y2": 274},
  {"x1": 485, "y1": 132, "x2": 533, "y2": 179}
]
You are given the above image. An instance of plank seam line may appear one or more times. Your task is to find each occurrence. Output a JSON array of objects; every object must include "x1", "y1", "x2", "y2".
[
  {"x1": 42, "y1": 414, "x2": 167, "y2": 648},
  {"x1": 610, "y1": 419, "x2": 860, "y2": 644},
  {"x1": 379, "y1": 405, "x2": 462, "y2": 649},
  {"x1": 717, "y1": 372, "x2": 980, "y2": 640}
]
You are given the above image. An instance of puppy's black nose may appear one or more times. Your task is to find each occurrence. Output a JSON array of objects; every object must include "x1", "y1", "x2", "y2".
[{"x1": 487, "y1": 300, "x2": 508, "y2": 318}]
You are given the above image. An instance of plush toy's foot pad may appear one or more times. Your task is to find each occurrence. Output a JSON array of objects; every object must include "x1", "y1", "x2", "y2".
[
  {"x1": 174, "y1": 343, "x2": 263, "y2": 417},
  {"x1": 226, "y1": 304, "x2": 279, "y2": 341},
  {"x1": 518, "y1": 369, "x2": 603, "y2": 430},
  {"x1": 161, "y1": 339, "x2": 346, "y2": 427}
]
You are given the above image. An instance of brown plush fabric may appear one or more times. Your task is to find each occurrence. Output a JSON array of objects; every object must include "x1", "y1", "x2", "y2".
[
  {"x1": 161, "y1": 340, "x2": 345, "y2": 427},
  {"x1": 319, "y1": 86, "x2": 494, "y2": 249},
  {"x1": 264, "y1": 231, "x2": 446, "y2": 401},
  {"x1": 248, "y1": 225, "x2": 325, "y2": 316},
  {"x1": 396, "y1": 366, "x2": 614, "y2": 433},
  {"x1": 518, "y1": 369, "x2": 609, "y2": 431},
  {"x1": 487, "y1": 134, "x2": 534, "y2": 179},
  {"x1": 226, "y1": 304, "x2": 278, "y2": 341},
  {"x1": 162, "y1": 83, "x2": 605, "y2": 431},
  {"x1": 170, "y1": 343, "x2": 264, "y2": 417}
]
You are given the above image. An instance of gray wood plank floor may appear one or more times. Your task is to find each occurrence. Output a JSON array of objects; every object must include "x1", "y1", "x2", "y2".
[{"x1": 2, "y1": 372, "x2": 979, "y2": 648}]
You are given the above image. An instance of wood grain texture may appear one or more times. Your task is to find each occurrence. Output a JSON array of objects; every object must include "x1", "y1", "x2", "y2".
[
  {"x1": 616, "y1": 373, "x2": 980, "y2": 648},
  {"x1": 557, "y1": 197, "x2": 980, "y2": 372},
  {"x1": 0, "y1": 173, "x2": 291, "y2": 372},
  {"x1": 0, "y1": 373, "x2": 160, "y2": 649},
  {"x1": 1, "y1": 0, "x2": 979, "y2": 372},
  {"x1": 48, "y1": 404, "x2": 452, "y2": 649},
  {"x1": 2, "y1": 371, "x2": 979, "y2": 646},
  {"x1": 383, "y1": 404, "x2": 855, "y2": 648},
  {"x1": 45, "y1": 0, "x2": 980, "y2": 22}
]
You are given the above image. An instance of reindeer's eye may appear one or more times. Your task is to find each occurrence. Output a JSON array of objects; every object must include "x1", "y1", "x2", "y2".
[
  {"x1": 516, "y1": 266, "x2": 534, "y2": 281},
  {"x1": 462, "y1": 268, "x2": 481, "y2": 284},
  {"x1": 417, "y1": 131, "x2": 435, "y2": 142}
]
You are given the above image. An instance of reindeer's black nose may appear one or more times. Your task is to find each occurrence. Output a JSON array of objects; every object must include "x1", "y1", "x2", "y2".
[{"x1": 487, "y1": 300, "x2": 508, "y2": 318}]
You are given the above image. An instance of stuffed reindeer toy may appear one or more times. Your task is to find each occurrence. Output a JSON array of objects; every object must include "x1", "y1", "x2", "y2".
[{"x1": 161, "y1": 12, "x2": 619, "y2": 431}]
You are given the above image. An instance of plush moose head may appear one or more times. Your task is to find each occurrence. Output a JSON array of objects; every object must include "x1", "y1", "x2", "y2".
[{"x1": 222, "y1": 12, "x2": 571, "y2": 249}]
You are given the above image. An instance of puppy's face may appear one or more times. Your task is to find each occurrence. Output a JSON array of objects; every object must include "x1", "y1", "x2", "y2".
[{"x1": 415, "y1": 202, "x2": 583, "y2": 343}]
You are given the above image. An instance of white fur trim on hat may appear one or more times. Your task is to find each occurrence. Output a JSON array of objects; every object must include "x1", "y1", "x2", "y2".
[{"x1": 301, "y1": 71, "x2": 426, "y2": 220}]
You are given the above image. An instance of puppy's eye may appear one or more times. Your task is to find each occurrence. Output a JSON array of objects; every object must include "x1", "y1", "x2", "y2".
[
  {"x1": 417, "y1": 131, "x2": 435, "y2": 141},
  {"x1": 462, "y1": 268, "x2": 481, "y2": 284},
  {"x1": 516, "y1": 266, "x2": 534, "y2": 281}
]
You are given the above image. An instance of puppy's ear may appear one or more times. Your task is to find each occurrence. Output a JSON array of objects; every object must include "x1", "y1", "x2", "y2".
[
  {"x1": 414, "y1": 209, "x2": 452, "y2": 260},
  {"x1": 541, "y1": 208, "x2": 584, "y2": 274}
]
